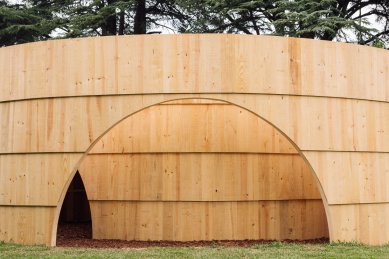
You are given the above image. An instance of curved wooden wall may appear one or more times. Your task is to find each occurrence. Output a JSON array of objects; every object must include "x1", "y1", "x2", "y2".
[
  {"x1": 79, "y1": 101, "x2": 328, "y2": 241},
  {"x1": 0, "y1": 34, "x2": 388, "y2": 245}
]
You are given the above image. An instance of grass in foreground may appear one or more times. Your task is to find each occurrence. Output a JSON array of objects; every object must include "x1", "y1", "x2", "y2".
[{"x1": 1, "y1": 241, "x2": 389, "y2": 259}]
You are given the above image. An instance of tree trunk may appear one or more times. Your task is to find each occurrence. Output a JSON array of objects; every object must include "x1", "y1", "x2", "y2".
[
  {"x1": 134, "y1": 0, "x2": 146, "y2": 34},
  {"x1": 118, "y1": 10, "x2": 125, "y2": 35},
  {"x1": 300, "y1": 32, "x2": 315, "y2": 39},
  {"x1": 105, "y1": 0, "x2": 117, "y2": 35},
  {"x1": 321, "y1": 30, "x2": 338, "y2": 41}
]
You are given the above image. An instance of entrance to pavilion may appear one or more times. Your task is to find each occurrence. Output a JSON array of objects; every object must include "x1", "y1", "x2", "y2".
[{"x1": 57, "y1": 98, "x2": 329, "y2": 244}]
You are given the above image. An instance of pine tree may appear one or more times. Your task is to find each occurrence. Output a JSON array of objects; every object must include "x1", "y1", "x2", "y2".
[
  {"x1": 55, "y1": 0, "x2": 193, "y2": 37},
  {"x1": 0, "y1": 0, "x2": 66, "y2": 46},
  {"x1": 0, "y1": 0, "x2": 388, "y2": 47},
  {"x1": 196, "y1": 0, "x2": 389, "y2": 46}
]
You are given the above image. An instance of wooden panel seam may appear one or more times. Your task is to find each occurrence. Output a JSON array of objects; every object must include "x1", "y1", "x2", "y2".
[
  {"x1": 89, "y1": 199, "x2": 324, "y2": 202},
  {"x1": 1, "y1": 91, "x2": 389, "y2": 105},
  {"x1": 301, "y1": 150, "x2": 389, "y2": 154},
  {"x1": 0, "y1": 152, "x2": 84, "y2": 155},
  {"x1": 86, "y1": 152, "x2": 300, "y2": 155},
  {"x1": 328, "y1": 202, "x2": 389, "y2": 206},
  {"x1": 3, "y1": 150, "x2": 389, "y2": 155},
  {"x1": 0, "y1": 205, "x2": 57, "y2": 207}
]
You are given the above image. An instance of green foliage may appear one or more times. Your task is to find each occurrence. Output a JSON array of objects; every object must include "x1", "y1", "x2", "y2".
[
  {"x1": 272, "y1": 0, "x2": 348, "y2": 38},
  {"x1": 0, "y1": 2, "x2": 40, "y2": 46},
  {"x1": 373, "y1": 39, "x2": 385, "y2": 48},
  {"x1": 0, "y1": 0, "x2": 66, "y2": 46},
  {"x1": 201, "y1": 0, "x2": 388, "y2": 45},
  {"x1": 0, "y1": 0, "x2": 388, "y2": 48},
  {"x1": 57, "y1": 0, "x2": 135, "y2": 37}
]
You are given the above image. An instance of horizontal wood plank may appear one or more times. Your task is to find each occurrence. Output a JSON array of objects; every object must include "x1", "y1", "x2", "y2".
[
  {"x1": 80, "y1": 153, "x2": 320, "y2": 201},
  {"x1": 90, "y1": 200, "x2": 329, "y2": 241}
]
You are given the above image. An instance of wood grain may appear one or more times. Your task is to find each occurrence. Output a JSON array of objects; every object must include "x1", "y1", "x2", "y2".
[
  {"x1": 0, "y1": 35, "x2": 388, "y2": 102},
  {"x1": 0, "y1": 206, "x2": 55, "y2": 245},
  {"x1": 0, "y1": 154, "x2": 81, "y2": 206},
  {"x1": 80, "y1": 102, "x2": 326, "y2": 241},
  {"x1": 328, "y1": 203, "x2": 389, "y2": 245},
  {"x1": 80, "y1": 153, "x2": 320, "y2": 201},
  {"x1": 89, "y1": 104, "x2": 297, "y2": 154},
  {"x1": 0, "y1": 35, "x2": 387, "y2": 245},
  {"x1": 304, "y1": 151, "x2": 389, "y2": 205},
  {"x1": 90, "y1": 200, "x2": 328, "y2": 241},
  {"x1": 2, "y1": 95, "x2": 389, "y2": 154}
]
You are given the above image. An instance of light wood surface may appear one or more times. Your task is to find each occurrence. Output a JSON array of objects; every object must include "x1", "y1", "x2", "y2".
[
  {"x1": 0, "y1": 206, "x2": 55, "y2": 245},
  {"x1": 0, "y1": 35, "x2": 388, "y2": 103},
  {"x1": 161, "y1": 99, "x2": 229, "y2": 105},
  {"x1": 79, "y1": 102, "x2": 326, "y2": 241},
  {"x1": 80, "y1": 153, "x2": 319, "y2": 201},
  {"x1": 0, "y1": 35, "x2": 388, "y2": 245},
  {"x1": 2, "y1": 95, "x2": 389, "y2": 154},
  {"x1": 0, "y1": 154, "x2": 81, "y2": 206},
  {"x1": 328, "y1": 203, "x2": 389, "y2": 245},
  {"x1": 0, "y1": 95, "x2": 168, "y2": 153},
  {"x1": 222, "y1": 95, "x2": 389, "y2": 152},
  {"x1": 304, "y1": 151, "x2": 389, "y2": 205},
  {"x1": 90, "y1": 200, "x2": 328, "y2": 241},
  {"x1": 89, "y1": 104, "x2": 297, "y2": 154}
]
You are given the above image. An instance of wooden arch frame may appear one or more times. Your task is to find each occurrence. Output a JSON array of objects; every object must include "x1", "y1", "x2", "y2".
[{"x1": 51, "y1": 97, "x2": 331, "y2": 246}]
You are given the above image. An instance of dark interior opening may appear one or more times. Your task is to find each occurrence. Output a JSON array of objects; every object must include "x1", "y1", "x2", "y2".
[{"x1": 57, "y1": 171, "x2": 92, "y2": 245}]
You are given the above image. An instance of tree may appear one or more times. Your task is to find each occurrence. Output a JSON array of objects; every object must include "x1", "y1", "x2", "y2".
[
  {"x1": 0, "y1": 0, "x2": 388, "y2": 47},
  {"x1": 0, "y1": 0, "x2": 57, "y2": 46},
  {"x1": 272, "y1": 0, "x2": 389, "y2": 45},
  {"x1": 197, "y1": 0, "x2": 389, "y2": 46},
  {"x1": 54, "y1": 0, "x2": 193, "y2": 37}
]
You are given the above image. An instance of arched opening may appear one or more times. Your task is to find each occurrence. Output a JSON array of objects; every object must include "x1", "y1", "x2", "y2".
[
  {"x1": 56, "y1": 171, "x2": 92, "y2": 245},
  {"x1": 55, "y1": 97, "x2": 329, "y2": 245}
]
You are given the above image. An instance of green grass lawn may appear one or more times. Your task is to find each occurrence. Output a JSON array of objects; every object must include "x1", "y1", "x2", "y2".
[{"x1": 1, "y1": 241, "x2": 389, "y2": 259}]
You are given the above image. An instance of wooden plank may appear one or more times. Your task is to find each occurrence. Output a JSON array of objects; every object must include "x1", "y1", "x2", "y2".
[
  {"x1": 0, "y1": 154, "x2": 81, "y2": 206},
  {"x1": 222, "y1": 94, "x2": 389, "y2": 152},
  {"x1": 0, "y1": 95, "x2": 173, "y2": 153},
  {"x1": 90, "y1": 200, "x2": 328, "y2": 241},
  {"x1": 0, "y1": 206, "x2": 55, "y2": 245},
  {"x1": 328, "y1": 203, "x2": 389, "y2": 245},
  {"x1": 2, "y1": 94, "x2": 389, "y2": 154},
  {"x1": 90, "y1": 104, "x2": 297, "y2": 154},
  {"x1": 1, "y1": 35, "x2": 388, "y2": 103},
  {"x1": 80, "y1": 153, "x2": 320, "y2": 201},
  {"x1": 160, "y1": 99, "x2": 229, "y2": 105},
  {"x1": 304, "y1": 151, "x2": 389, "y2": 205}
]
